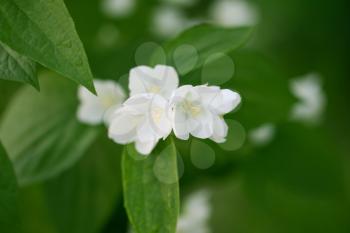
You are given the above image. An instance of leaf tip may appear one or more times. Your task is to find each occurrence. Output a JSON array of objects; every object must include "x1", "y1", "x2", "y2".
[{"x1": 83, "y1": 79, "x2": 97, "y2": 95}]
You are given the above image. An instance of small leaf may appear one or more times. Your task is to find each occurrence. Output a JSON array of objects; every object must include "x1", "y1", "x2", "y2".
[
  {"x1": 0, "y1": 72, "x2": 99, "y2": 185},
  {"x1": 0, "y1": 42, "x2": 38, "y2": 89},
  {"x1": 153, "y1": 24, "x2": 253, "y2": 75},
  {"x1": 123, "y1": 138, "x2": 179, "y2": 233},
  {"x1": 0, "y1": 0, "x2": 95, "y2": 93},
  {"x1": 0, "y1": 142, "x2": 21, "y2": 233}
]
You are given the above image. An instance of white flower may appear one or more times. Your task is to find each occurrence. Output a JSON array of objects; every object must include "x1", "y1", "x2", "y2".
[
  {"x1": 177, "y1": 189, "x2": 212, "y2": 233},
  {"x1": 101, "y1": 0, "x2": 135, "y2": 18},
  {"x1": 129, "y1": 65, "x2": 179, "y2": 99},
  {"x1": 169, "y1": 85, "x2": 241, "y2": 142},
  {"x1": 108, "y1": 93, "x2": 172, "y2": 155},
  {"x1": 210, "y1": 0, "x2": 258, "y2": 27},
  {"x1": 77, "y1": 80, "x2": 126, "y2": 125},
  {"x1": 151, "y1": 6, "x2": 189, "y2": 39},
  {"x1": 290, "y1": 73, "x2": 326, "y2": 124},
  {"x1": 249, "y1": 123, "x2": 276, "y2": 146}
]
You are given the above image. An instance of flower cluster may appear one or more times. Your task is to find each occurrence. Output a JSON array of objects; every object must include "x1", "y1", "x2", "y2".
[{"x1": 77, "y1": 65, "x2": 241, "y2": 155}]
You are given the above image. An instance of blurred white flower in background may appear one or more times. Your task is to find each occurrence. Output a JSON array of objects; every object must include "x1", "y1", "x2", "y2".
[
  {"x1": 209, "y1": 0, "x2": 259, "y2": 27},
  {"x1": 77, "y1": 80, "x2": 126, "y2": 125},
  {"x1": 101, "y1": 0, "x2": 136, "y2": 18},
  {"x1": 151, "y1": 5, "x2": 190, "y2": 39},
  {"x1": 169, "y1": 85, "x2": 241, "y2": 142},
  {"x1": 290, "y1": 73, "x2": 326, "y2": 124},
  {"x1": 108, "y1": 94, "x2": 172, "y2": 155},
  {"x1": 249, "y1": 123, "x2": 276, "y2": 146},
  {"x1": 129, "y1": 65, "x2": 179, "y2": 99},
  {"x1": 177, "y1": 189, "x2": 212, "y2": 233}
]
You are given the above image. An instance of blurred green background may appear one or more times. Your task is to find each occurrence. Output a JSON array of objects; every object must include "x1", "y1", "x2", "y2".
[{"x1": 0, "y1": 0, "x2": 349, "y2": 233}]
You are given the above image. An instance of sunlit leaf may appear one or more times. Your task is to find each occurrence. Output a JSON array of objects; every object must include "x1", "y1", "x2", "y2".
[{"x1": 0, "y1": 0, "x2": 95, "y2": 92}]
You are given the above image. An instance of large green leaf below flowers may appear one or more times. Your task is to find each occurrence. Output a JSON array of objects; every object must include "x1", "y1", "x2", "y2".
[
  {"x1": 123, "y1": 138, "x2": 179, "y2": 233},
  {"x1": 0, "y1": 72, "x2": 99, "y2": 185}
]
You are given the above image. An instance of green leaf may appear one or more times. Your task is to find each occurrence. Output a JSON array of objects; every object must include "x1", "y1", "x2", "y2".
[
  {"x1": 228, "y1": 51, "x2": 296, "y2": 129},
  {"x1": 0, "y1": 142, "x2": 21, "y2": 233},
  {"x1": 0, "y1": 42, "x2": 38, "y2": 89},
  {"x1": 153, "y1": 24, "x2": 253, "y2": 75},
  {"x1": 18, "y1": 136, "x2": 122, "y2": 233},
  {"x1": 0, "y1": 72, "x2": 99, "y2": 185},
  {"x1": 123, "y1": 138, "x2": 179, "y2": 233},
  {"x1": 0, "y1": 0, "x2": 95, "y2": 93},
  {"x1": 0, "y1": 81, "x2": 20, "y2": 117}
]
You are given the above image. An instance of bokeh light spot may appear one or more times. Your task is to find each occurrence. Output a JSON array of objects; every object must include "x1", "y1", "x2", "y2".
[
  {"x1": 201, "y1": 53, "x2": 234, "y2": 85},
  {"x1": 190, "y1": 139, "x2": 216, "y2": 169},
  {"x1": 173, "y1": 44, "x2": 198, "y2": 75},
  {"x1": 153, "y1": 145, "x2": 179, "y2": 184},
  {"x1": 219, "y1": 119, "x2": 246, "y2": 151},
  {"x1": 135, "y1": 42, "x2": 166, "y2": 66}
]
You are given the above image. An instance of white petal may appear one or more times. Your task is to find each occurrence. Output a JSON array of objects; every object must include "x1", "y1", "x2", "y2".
[
  {"x1": 149, "y1": 94, "x2": 172, "y2": 138},
  {"x1": 108, "y1": 112, "x2": 140, "y2": 144},
  {"x1": 210, "y1": 115, "x2": 228, "y2": 143},
  {"x1": 123, "y1": 93, "x2": 172, "y2": 139},
  {"x1": 77, "y1": 80, "x2": 126, "y2": 125},
  {"x1": 170, "y1": 85, "x2": 209, "y2": 140},
  {"x1": 190, "y1": 108, "x2": 214, "y2": 139},
  {"x1": 77, "y1": 102, "x2": 105, "y2": 125},
  {"x1": 135, "y1": 139, "x2": 158, "y2": 155},
  {"x1": 218, "y1": 89, "x2": 241, "y2": 114},
  {"x1": 136, "y1": 120, "x2": 158, "y2": 143},
  {"x1": 78, "y1": 85, "x2": 98, "y2": 103},
  {"x1": 129, "y1": 65, "x2": 179, "y2": 99},
  {"x1": 129, "y1": 66, "x2": 154, "y2": 96},
  {"x1": 154, "y1": 65, "x2": 179, "y2": 99},
  {"x1": 172, "y1": 106, "x2": 190, "y2": 140},
  {"x1": 103, "y1": 104, "x2": 121, "y2": 126},
  {"x1": 196, "y1": 85, "x2": 241, "y2": 114},
  {"x1": 170, "y1": 85, "x2": 196, "y2": 103},
  {"x1": 96, "y1": 80, "x2": 126, "y2": 107},
  {"x1": 123, "y1": 93, "x2": 153, "y2": 114}
]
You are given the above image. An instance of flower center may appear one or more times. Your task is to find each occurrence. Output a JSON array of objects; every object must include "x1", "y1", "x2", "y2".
[
  {"x1": 151, "y1": 107, "x2": 164, "y2": 124},
  {"x1": 181, "y1": 99, "x2": 202, "y2": 117},
  {"x1": 148, "y1": 85, "x2": 161, "y2": 94},
  {"x1": 100, "y1": 95, "x2": 116, "y2": 108}
]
